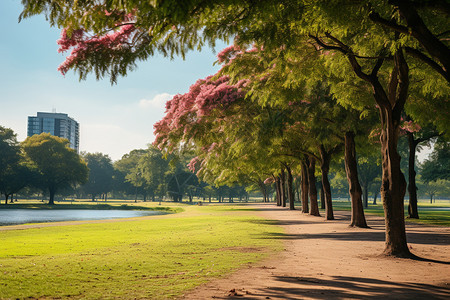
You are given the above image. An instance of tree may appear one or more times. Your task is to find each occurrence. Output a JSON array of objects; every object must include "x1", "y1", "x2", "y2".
[
  {"x1": 166, "y1": 155, "x2": 199, "y2": 202},
  {"x1": 358, "y1": 153, "x2": 382, "y2": 209},
  {"x1": 400, "y1": 122, "x2": 441, "y2": 218},
  {"x1": 420, "y1": 139, "x2": 450, "y2": 183},
  {"x1": 114, "y1": 149, "x2": 147, "y2": 201},
  {"x1": 82, "y1": 152, "x2": 114, "y2": 201},
  {"x1": 22, "y1": 133, "x2": 88, "y2": 205},
  {"x1": 0, "y1": 126, "x2": 32, "y2": 204},
  {"x1": 138, "y1": 146, "x2": 170, "y2": 201},
  {"x1": 417, "y1": 177, "x2": 450, "y2": 204}
]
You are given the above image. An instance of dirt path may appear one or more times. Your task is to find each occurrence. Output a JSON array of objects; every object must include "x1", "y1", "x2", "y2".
[{"x1": 183, "y1": 203, "x2": 450, "y2": 299}]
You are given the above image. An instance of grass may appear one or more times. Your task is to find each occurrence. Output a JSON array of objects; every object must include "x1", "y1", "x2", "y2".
[
  {"x1": 0, "y1": 203, "x2": 283, "y2": 299},
  {"x1": 331, "y1": 200, "x2": 450, "y2": 226}
]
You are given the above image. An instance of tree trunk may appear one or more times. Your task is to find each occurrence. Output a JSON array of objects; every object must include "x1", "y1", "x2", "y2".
[
  {"x1": 344, "y1": 131, "x2": 368, "y2": 228},
  {"x1": 319, "y1": 145, "x2": 334, "y2": 220},
  {"x1": 373, "y1": 190, "x2": 379, "y2": 205},
  {"x1": 320, "y1": 184, "x2": 325, "y2": 209},
  {"x1": 307, "y1": 156, "x2": 320, "y2": 216},
  {"x1": 379, "y1": 106, "x2": 409, "y2": 257},
  {"x1": 4, "y1": 194, "x2": 9, "y2": 205},
  {"x1": 301, "y1": 161, "x2": 309, "y2": 213},
  {"x1": 363, "y1": 183, "x2": 369, "y2": 208},
  {"x1": 275, "y1": 177, "x2": 282, "y2": 206},
  {"x1": 280, "y1": 168, "x2": 287, "y2": 207},
  {"x1": 286, "y1": 165, "x2": 295, "y2": 210},
  {"x1": 48, "y1": 188, "x2": 55, "y2": 205},
  {"x1": 407, "y1": 132, "x2": 419, "y2": 219},
  {"x1": 262, "y1": 184, "x2": 267, "y2": 203}
]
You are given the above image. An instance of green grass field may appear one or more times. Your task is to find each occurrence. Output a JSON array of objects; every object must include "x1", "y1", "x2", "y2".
[{"x1": 0, "y1": 203, "x2": 283, "y2": 299}]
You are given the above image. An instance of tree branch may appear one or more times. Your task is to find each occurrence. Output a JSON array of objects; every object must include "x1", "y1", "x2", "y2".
[
  {"x1": 389, "y1": 0, "x2": 450, "y2": 81},
  {"x1": 368, "y1": 11, "x2": 409, "y2": 35},
  {"x1": 404, "y1": 47, "x2": 450, "y2": 82}
]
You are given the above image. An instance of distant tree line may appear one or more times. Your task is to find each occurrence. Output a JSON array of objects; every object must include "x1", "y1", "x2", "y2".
[{"x1": 0, "y1": 127, "x2": 256, "y2": 204}]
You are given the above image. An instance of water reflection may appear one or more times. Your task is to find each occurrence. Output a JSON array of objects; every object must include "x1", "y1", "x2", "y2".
[{"x1": 0, "y1": 209, "x2": 165, "y2": 226}]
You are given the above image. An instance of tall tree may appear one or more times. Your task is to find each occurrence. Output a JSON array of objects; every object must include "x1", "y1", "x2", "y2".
[
  {"x1": 82, "y1": 152, "x2": 114, "y2": 201},
  {"x1": 22, "y1": 133, "x2": 88, "y2": 205},
  {"x1": 138, "y1": 146, "x2": 170, "y2": 201},
  {"x1": 114, "y1": 149, "x2": 147, "y2": 201},
  {"x1": 420, "y1": 139, "x2": 450, "y2": 183},
  {"x1": 0, "y1": 126, "x2": 32, "y2": 204}
]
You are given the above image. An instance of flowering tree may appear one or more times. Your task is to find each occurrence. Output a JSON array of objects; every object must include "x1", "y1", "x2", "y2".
[{"x1": 154, "y1": 73, "x2": 282, "y2": 199}]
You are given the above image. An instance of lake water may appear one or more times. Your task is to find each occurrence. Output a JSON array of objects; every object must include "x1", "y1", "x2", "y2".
[{"x1": 0, "y1": 209, "x2": 166, "y2": 226}]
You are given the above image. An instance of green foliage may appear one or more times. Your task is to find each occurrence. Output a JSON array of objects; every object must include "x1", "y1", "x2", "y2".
[
  {"x1": 81, "y1": 152, "x2": 114, "y2": 200},
  {"x1": 138, "y1": 145, "x2": 170, "y2": 199},
  {"x1": 21, "y1": 133, "x2": 88, "y2": 204},
  {"x1": 420, "y1": 139, "x2": 450, "y2": 183},
  {"x1": 0, "y1": 126, "x2": 32, "y2": 203},
  {"x1": 114, "y1": 149, "x2": 147, "y2": 192}
]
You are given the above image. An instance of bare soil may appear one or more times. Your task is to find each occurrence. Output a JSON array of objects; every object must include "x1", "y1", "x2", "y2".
[{"x1": 182, "y1": 203, "x2": 450, "y2": 299}]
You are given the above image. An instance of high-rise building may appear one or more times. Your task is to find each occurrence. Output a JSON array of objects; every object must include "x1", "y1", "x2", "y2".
[{"x1": 27, "y1": 112, "x2": 80, "y2": 152}]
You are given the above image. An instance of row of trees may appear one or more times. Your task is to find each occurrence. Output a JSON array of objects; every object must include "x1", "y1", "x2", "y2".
[
  {"x1": 2, "y1": 124, "x2": 445, "y2": 206},
  {"x1": 19, "y1": 0, "x2": 449, "y2": 258},
  {"x1": 1, "y1": 125, "x2": 446, "y2": 207},
  {"x1": 0, "y1": 127, "x2": 252, "y2": 204},
  {"x1": 0, "y1": 128, "x2": 88, "y2": 205}
]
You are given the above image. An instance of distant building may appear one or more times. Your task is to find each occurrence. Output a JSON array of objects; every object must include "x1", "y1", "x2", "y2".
[{"x1": 27, "y1": 112, "x2": 80, "y2": 152}]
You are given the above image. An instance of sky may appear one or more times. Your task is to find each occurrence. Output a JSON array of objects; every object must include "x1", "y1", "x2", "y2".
[{"x1": 0, "y1": 1, "x2": 224, "y2": 161}]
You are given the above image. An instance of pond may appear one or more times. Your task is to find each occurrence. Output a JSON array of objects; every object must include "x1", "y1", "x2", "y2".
[{"x1": 0, "y1": 209, "x2": 166, "y2": 226}]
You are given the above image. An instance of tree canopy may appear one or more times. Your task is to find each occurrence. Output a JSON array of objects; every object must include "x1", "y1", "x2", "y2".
[
  {"x1": 82, "y1": 152, "x2": 114, "y2": 201},
  {"x1": 22, "y1": 133, "x2": 88, "y2": 205}
]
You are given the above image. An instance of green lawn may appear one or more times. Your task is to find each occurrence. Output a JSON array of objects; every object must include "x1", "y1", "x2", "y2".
[{"x1": 0, "y1": 204, "x2": 283, "y2": 299}]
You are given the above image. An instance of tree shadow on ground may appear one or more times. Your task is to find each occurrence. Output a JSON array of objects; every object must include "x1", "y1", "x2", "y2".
[
  {"x1": 220, "y1": 275, "x2": 450, "y2": 299},
  {"x1": 244, "y1": 219, "x2": 321, "y2": 226},
  {"x1": 259, "y1": 230, "x2": 450, "y2": 246},
  {"x1": 264, "y1": 275, "x2": 450, "y2": 300}
]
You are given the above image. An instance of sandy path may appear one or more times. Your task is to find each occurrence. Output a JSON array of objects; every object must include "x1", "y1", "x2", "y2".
[{"x1": 183, "y1": 203, "x2": 450, "y2": 299}]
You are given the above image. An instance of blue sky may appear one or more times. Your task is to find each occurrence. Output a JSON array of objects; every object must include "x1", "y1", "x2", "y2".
[{"x1": 0, "y1": 1, "x2": 223, "y2": 161}]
